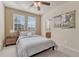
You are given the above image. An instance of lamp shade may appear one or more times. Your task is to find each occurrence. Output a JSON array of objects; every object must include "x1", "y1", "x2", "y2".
[{"x1": 10, "y1": 29, "x2": 15, "y2": 33}]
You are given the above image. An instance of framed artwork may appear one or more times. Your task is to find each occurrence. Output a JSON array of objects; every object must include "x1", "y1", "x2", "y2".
[
  {"x1": 53, "y1": 10, "x2": 75, "y2": 29},
  {"x1": 54, "y1": 15, "x2": 62, "y2": 28},
  {"x1": 62, "y1": 11, "x2": 75, "y2": 28}
]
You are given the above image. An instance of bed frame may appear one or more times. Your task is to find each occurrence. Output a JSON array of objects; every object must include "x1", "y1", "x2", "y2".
[{"x1": 31, "y1": 46, "x2": 55, "y2": 57}]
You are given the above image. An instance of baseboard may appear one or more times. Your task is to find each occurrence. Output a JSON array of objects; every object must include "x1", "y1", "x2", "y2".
[
  {"x1": 0, "y1": 41, "x2": 4, "y2": 51},
  {"x1": 58, "y1": 44, "x2": 79, "y2": 57}
]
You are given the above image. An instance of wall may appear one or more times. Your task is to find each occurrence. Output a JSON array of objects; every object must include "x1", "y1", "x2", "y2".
[
  {"x1": 5, "y1": 7, "x2": 41, "y2": 36},
  {"x1": 42, "y1": 2, "x2": 79, "y2": 56},
  {"x1": 0, "y1": 2, "x2": 5, "y2": 50}
]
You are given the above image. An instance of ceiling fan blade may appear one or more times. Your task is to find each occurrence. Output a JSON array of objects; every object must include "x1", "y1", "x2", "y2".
[
  {"x1": 41, "y1": 2, "x2": 50, "y2": 5},
  {"x1": 30, "y1": 3, "x2": 34, "y2": 7}
]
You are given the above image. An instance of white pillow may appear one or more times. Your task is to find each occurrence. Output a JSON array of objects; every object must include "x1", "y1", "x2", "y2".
[
  {"x1": 27, "y1": 32, "x2": 33, "y2": 37},
  {"x1": 20, "y1": 31, "x2": 37, "y2": 38},
  {"x1": 20, "y1": 31, "x2": 27, "y2": 36}
]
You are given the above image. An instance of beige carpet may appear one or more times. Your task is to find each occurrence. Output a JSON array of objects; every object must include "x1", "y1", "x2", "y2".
[{"x1": 0, "y1": 45, "x2": 69, "y2": 57}]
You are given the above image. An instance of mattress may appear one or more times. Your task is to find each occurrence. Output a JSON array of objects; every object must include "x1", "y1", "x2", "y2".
[{"x1": 16, "y1": 35, "x2": 55, "y2": 57}]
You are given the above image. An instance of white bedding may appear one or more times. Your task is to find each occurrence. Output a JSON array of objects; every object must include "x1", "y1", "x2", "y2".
[{"x1": 16, "y1": 35, "x2": 55, "y2": 57}]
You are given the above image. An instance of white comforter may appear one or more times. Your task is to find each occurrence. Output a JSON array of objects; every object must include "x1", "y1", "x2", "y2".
[{"x1": 16, "y1": 35, "x2": 55, "y2": 57}]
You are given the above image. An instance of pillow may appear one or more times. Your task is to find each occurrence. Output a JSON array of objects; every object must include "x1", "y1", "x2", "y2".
[
  {"x1": 20, "y1": 31, "x2": 27, "y2": 36},
  {"x1": 27, "y1": 32, "x2": 33, "y2": 37},
  {"x1": 20, "y1": 31, "x2": 37, "y2": 38}
]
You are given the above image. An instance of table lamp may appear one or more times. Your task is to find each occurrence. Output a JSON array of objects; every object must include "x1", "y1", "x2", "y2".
[{"x1": 10, "y1": 29, "x2": 15, "y2": 37}]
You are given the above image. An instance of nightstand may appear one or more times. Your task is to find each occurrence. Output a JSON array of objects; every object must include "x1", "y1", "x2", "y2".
[
  {"x1": 5, "y1": 36, "x2": 18, "y2": 46},
  {"x1": 46, "y1": 32, "x2": 51, "y2": 38}
]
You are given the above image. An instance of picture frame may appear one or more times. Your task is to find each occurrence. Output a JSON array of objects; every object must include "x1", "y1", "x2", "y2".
[
  {"x1": 54, "y1": 15, "x2": 62, "y2": 28},
  {"x1": 62, "y1": 10, "x2": 75, "y2": 28},
  {"x1": 53, "y1": 10, "x2": 76, "y2": 29}
]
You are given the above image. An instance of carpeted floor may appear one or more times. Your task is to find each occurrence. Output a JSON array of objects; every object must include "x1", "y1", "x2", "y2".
[{"x1": 0, "y1": 45, "x2": 69, "y2": 57}]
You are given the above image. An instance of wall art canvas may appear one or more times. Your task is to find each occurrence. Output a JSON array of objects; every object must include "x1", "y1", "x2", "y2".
[
  {"x1": 53, "y1": 10, "x2": 75, "y2": 28},
  {"x1": 62, "y1": 11, "x2": 75, "y2": 28},
  {"x1": 54, "y1": 15, "x2": 62, "y2": 28}
]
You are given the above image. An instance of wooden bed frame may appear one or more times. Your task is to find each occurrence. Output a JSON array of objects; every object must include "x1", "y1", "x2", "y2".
[{"x1": 31, "y1": 46, "x2": 55, "y2": 57}]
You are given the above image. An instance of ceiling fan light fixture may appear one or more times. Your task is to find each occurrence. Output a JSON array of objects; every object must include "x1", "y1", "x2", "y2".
[
  {"x1": 38, "y1": 2, "x2": 41, "y2": 7},
  {"x1": 34, "y1": 2, "x2": 38, "y2": 7},
  {"x1": 30, "y1": 1, "x2": 50, "y2": 11}
]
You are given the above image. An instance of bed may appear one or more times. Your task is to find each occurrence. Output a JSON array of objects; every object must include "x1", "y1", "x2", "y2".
[{"x1": 16, "y1": 34, "x2": 55, "y2": 57}]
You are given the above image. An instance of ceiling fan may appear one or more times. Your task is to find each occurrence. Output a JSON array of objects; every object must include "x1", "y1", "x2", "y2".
[{"x1": 30, "y1": 1, "x2": 50, "y2": 11}]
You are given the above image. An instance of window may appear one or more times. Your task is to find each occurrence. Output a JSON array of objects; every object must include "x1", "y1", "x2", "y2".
[
  {"x1": 13, "y1": 14, "x2": 36, "y2": 32},
  {"x1": 27, "y1": 16, "x2": 36, "y2": 32},
  {"x1": 13, "y1": 14, "x2": 25, "y2": 31}
]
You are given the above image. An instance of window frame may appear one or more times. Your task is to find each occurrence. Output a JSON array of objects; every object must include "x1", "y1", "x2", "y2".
[
  {"x1": 13, "y1": 14, "x2": 25, "y2": 31},
  {"x1": 27, "y1": 16, "x2": 36, "y2": 32}
]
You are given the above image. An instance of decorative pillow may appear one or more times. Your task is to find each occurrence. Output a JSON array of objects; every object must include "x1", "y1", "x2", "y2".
[
  {"x1": 20, "y1": 31, "x2": 27, "y2": 36},
  {"x1": 19, "y1": 31, "x2": 38, "y2": 38},
  {"x1": 27, "y1": 32, "x2": 33, "y2": 37}
]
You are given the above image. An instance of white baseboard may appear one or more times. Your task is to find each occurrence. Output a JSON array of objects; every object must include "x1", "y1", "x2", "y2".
[
  {"x1": 0, "y1": 41, "x2": 4, "y2": 50},
  {"x1": 58, "y1": 44, "x2": 79, "y2": 57}
]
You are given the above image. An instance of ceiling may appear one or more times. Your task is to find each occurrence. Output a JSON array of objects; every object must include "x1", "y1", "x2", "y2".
[{"x1": 3, "y1": 1, "x2": 66, "y2": 15}]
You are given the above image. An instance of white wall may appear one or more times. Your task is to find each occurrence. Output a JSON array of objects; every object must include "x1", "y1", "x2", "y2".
[
  {"x1": 0, "y1": 2, "x2": 5, "y2": 50},
  {"x1": 42, "y1": 2, "x2": 79, "y2": 56}
]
